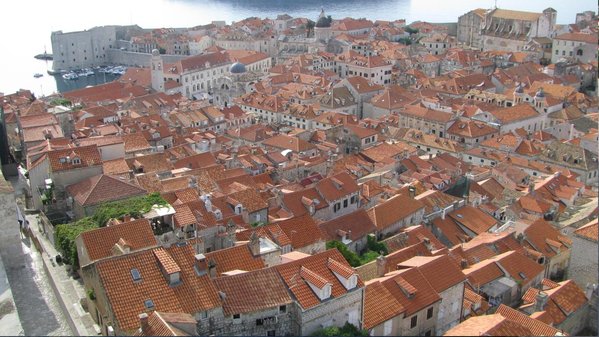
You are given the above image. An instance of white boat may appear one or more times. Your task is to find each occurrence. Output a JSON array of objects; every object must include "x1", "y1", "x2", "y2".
[
  {"x1": 62, "y1": 72, "x2": 79, "y2": 80},
  {"x1": 33, "y1": 73, "x2": 43, "y2": 78}
]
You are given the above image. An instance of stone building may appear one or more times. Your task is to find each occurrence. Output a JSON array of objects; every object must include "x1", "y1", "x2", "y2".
[
  {"x1": 480, "y1": 8, "x2": 557, "y2": 52},
  {"x1": 569, "y1": 219, "x2": 598, "y2": 289},
  {"x1": 51, "y1": 26, "x2": 117, "y2": 71},
  {"x1": 457, "y1": 9, "x2": 487, "y2": 49}
]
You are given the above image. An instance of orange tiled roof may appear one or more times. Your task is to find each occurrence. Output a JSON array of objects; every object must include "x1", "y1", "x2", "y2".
[
  {"x1": 574, "y1": 219, "x2": 598, "y2": 242},
  {"x1": 495, "y1": 304, "x2": 561, "y2": 336},
  {"x1": 275, "y1": 249, "x2": 364, "y2": 310},
  {"x1": 445, "y1": 313, "x2": 533, "y2": 336},
  {"x1": 48, "y1": 144, "x2": 102, "y2": 172},
  {"x1": 363, "y1": 280, "x2": 405, "y2": 329},
  {"x1": 66, "y1": 174, "x2": 146, "y2": 207},
  {"x1": 367, "y1": 194, "x2": 425, "y2": 231},
  {"x1": 203, "y1": 244, "x2": 265, "y2": 277},
  {"x1": 213, "y1": 268, "x2": 292, "y2": 316},
  {"x1": 95, "y1": 244, "x2": 221, "y2": 332},
  {"x1": 79, "y1": 219, "x2": 158, "y2": 263}
]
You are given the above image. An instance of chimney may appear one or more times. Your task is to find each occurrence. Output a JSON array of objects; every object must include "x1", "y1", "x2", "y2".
[
  {"x1": 208, "y1": 259, "x2": 217, "y2": 278},
  {"x1": 585, "y1": 283, "x2": 596, "y2": 300},
  {"x1": 460, "y1": 259, "x2": 468, "y2": 269},
  {"x1": 423, "y1": 237, "x2": 432, "y2": 251},
  {"x1": 376, "y1": 255, "x2": 387, "y2": 277},
  {"x1": 535, "y1": 291, "x2": 548, "y2": 312},
  {"x1": 408, "y1": 185, "x2": 416, "y2": 198},
  {"x1": 194, "y1": 253, "x2": 207, "y2": 276},
  {"x1": 139, "y1": 313, "x2": 149, "y2": 334},
  {"x1": 249, "y1": 232, "x2": 261, "y2": 256}
]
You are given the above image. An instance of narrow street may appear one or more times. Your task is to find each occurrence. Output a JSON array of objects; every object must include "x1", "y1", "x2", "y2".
[{"x1": 0, "y1": 176, "x2": 72, "y2": 336}]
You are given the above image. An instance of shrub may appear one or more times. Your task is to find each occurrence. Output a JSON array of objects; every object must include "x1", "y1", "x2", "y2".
[
  {"x1": 55, "y1": 217, "x2": 97, "y2": 268},
  {"x1": 367, "y1": 235, "x2": 388, "y2": 255},
  {"x1": 326, "y1": 241, "x2": 361, "y2": 267},
  {"x1": 311, "y1": 322, "x2": 369, "y2": 337},
  {"x1": 92, "y1": 192, "x2": 168, "y2": 227}
]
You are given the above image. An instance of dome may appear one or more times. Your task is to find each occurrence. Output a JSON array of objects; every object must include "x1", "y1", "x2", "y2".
[
  {"x1": 230, "y1": 62, "x2": 246, "y2": 74},
  {"x1": 535, "y1": 88, "x2": 545, "y2": 98},
  {"x1": 514, "y1": 83, "x2": 524, "y2": 94},
  {"x1": 151, "y1": 49, "x2": 160, "y2": 56},
  {"x1": 315, "y1": 16, "x2": 331, "y2": 28}
]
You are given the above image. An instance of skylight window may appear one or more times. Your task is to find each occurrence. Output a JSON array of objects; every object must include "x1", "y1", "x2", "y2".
[
  {"x1": 144, "y1": 299, "x2": 155, "y2": 309},
  {"x1": 131, "y1": 268, "x2": 142, "y2": 282},
  {"x1": 518, "y1": 272, "x2": 527, "y2": 279}
]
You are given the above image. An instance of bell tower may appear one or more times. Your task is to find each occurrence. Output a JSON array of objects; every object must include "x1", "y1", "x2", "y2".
[{"x1": 151, "y1": 49, "x2": 164, "y2": 92}]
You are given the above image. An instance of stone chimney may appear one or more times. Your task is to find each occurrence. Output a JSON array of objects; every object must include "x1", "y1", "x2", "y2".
[
  {"x1": 249, "y1": 231, "x2": 261, "y2": 256},
  {"x1": 194, "y1": 253, "x2": 207, "y2": 276},
  {"x1": 460, "y1": 259, "x2": 468, "y2": 269},
  {"x1": 139, "y1": 313, "x2": 149, "y2": 335},
  {"x1": 585, "y1": 283, "x2": 596, "y2": 300},
  {"x1": 208, "y1": 259, "x2": 217, "y2": 278},
  {"x1": 376, "y1": 255, "x2": 387, "y2": 277},
  {"x1": 535, "y1": 291, "x2": 548, "y2": 312}
]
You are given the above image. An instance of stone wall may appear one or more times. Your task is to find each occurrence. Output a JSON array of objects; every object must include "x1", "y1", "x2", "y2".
[
  {"x1": 106, "y1": 49, "x2": 186, "y2": 68},
  {"x1": 569, "y1": 235, "x2": 598, "y2": 289},
  {"x1": 299, "y1": 288, "x2": 364, "y2": 335}
]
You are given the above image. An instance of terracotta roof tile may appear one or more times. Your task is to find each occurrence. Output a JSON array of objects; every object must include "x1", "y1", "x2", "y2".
[
  {"x1": 48, "y1": 144, "x2": 102, "y2": 172},
  {"x1": 367, "y1": 194, "x2": 425, "y2": 231},
  {"x1": 574, "y1": 219, "x2": 598, "y2": 242},
  {"x1": 213, "y1": 268, "x2": 292, "y2": 316},
  {"x1": 204, "y1": 244, "x2": 265, "y2": 277},
  {"x1": 275, "y1": 249, "x2": 364, "y2": 310},
  {"x1": 399, "y1": 255, "x2": 466, "y2": 293},
  {"x1": 495, "y1": 304, "x2": 561, "y2": 336},
  {"x1": 79, "y1": 219, "x2": 158, "y2": 264},
  {"x1": 363, "y1": 280, "x2": 405, "y2": 329},
  {"x1": 445, "y1": 314, "x2": 533, "y2": 336},
  {"x1": 318, "y1": 209, "x2": 376, "y2": 242},
  {"x1": 96, "y1": 244, "x2": 221, "y2": 332},
  {"x1": 379, "y1": 267, "x2": 441, "y2": 316},
  {"x1": 66, "y1": 174, "x2": 146, "y2": 207}
]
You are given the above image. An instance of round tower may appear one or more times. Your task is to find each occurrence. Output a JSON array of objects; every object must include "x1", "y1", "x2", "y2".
[{"x1": 150, "y1": 49, "x2": 165, "y2": 92}]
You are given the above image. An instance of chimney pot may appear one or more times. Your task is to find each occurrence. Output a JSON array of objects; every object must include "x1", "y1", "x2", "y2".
[{"x1": 139, "y1": 313, "x2": 149, "y2": 334}]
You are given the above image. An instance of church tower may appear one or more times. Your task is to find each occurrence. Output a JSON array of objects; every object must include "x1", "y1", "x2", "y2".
[{"x1": 151, "y1": 49, "x2": 165, "y2": 92}]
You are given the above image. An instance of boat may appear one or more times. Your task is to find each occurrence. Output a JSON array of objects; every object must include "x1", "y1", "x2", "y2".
[
  {"x1": 62, "y1": 72, "x2": 79, "y2": 80},
  {"x1": 33, "y1": 73, "x2": 43, "y2": 78},
  {"x1": 34, "y1": 52, "x2": 53, "y2": 60}
]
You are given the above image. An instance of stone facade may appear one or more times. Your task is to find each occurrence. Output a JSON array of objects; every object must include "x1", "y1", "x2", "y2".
[
  {"x1": 298, "y1": 288, "x2": 364, "y2": 336},
  {"x1": 436, "y1": 283, "x2": 465, "y2": 335},
  {"x1": 569, "y1": 233, "x2": 598, "y2": 289}
]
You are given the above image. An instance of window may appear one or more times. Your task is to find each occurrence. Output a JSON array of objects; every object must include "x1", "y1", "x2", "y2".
[
  {"x1": 577, "y1": 49, "x2": 583, "y2": 56},
  {"x1": 410, "y1": 315, "x2": 418, "y2": 328},
  {"x1": 267, "y1": 331, "x2": 276, "y2": 336},
  {"x1": 131, "y1": 268, "x2": 141, "y2": 282},
  {"x1": 343, "y1": 199, "x2": 348, "y2": 208},
  {"x1": 334, "y1": 203, "x2": 341, "y2": 212},
  {"x1": 424, "y1": 330, "x2": 432, "y2": 336},
  {"x1": 256, "y1": 318, "x2": 264, "y2": 326},
  {"x1": 279, "y1": 305, "x2": 286, "y2": 314},
  {"x1": 350, "y1": 195, "x2": 357, "y2": 204},
  {"x1": 144, "y1": 299, "x2": 154, "y2": 309},
  {"x1": 427, "y1": 307, "x2": 434, "y2": 319},
  {"x1": 233, "y1": 313, "x2": 241, "y2": 324}
]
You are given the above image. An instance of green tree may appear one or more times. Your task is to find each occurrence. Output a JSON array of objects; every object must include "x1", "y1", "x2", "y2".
[
  {"x1": 306, "y1": 20, "x2": 315, "y2": 37},
  {"x1": 326, "y1": 241, "x2": 361, "y2": 267},
  {"x1": 311, "y1": 322, "x2": 369, "y2": 337}
]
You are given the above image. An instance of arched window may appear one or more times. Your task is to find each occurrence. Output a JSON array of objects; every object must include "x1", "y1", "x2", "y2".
[{"x1": 577, "y1": 49, "x2": 583, "y2": 56}]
